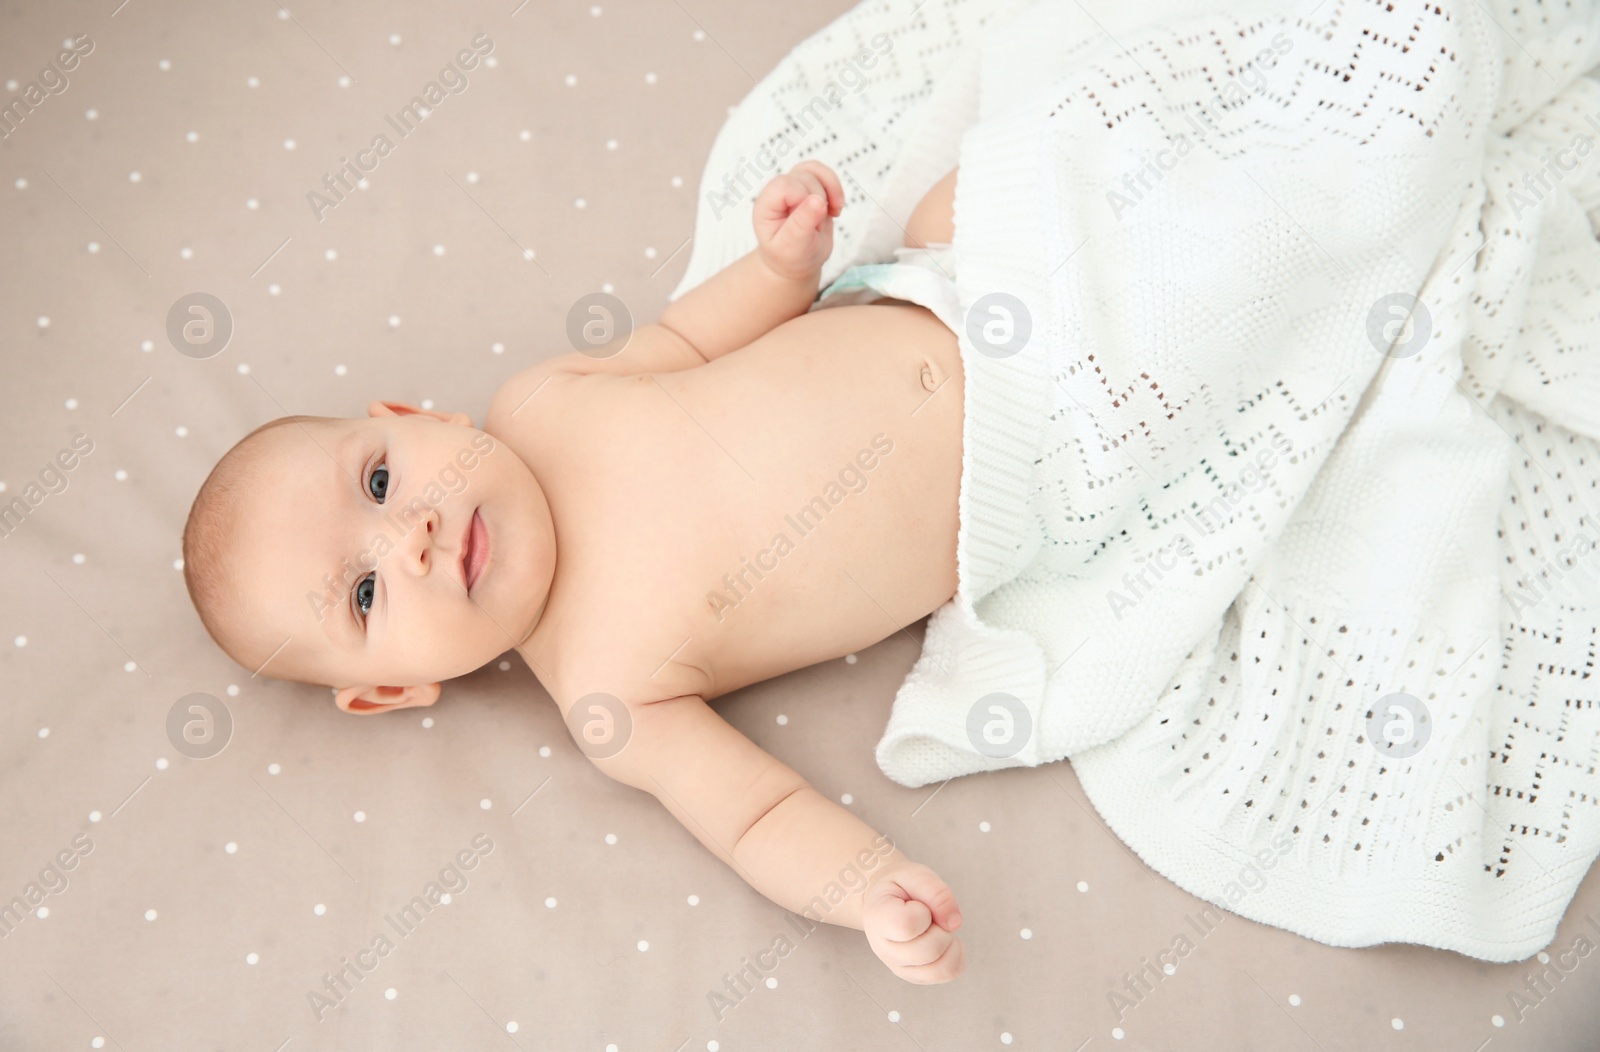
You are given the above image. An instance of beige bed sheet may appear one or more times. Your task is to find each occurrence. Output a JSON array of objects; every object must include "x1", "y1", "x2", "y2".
[{"x1": 3, "y1": 0, "x2": 1599, "y2": 1048}]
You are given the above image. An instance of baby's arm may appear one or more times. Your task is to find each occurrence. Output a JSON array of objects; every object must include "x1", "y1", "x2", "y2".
[
  {"x1": 586, "y1": 691, "x2": 966, "y2": 984},
  {"x1": 658, "y1": 161, "x2": 845, "y2": 364}
]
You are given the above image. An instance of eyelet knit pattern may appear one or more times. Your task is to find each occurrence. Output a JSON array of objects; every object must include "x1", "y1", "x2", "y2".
[{"x1": 672, "y1": 0, "x2": 1600, "y2": 960}]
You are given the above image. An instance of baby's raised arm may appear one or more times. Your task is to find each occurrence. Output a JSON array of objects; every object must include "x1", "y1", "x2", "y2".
[
  {"x1": 657, "y1": 161, "x2": 844, "y2": 364},
  {"x1": 581, "y1": 690, "x2": 966, "y2": 984}
]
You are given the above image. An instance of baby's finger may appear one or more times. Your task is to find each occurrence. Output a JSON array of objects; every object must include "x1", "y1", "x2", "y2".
[
  {"x1": 868, "y1": 889, "x2": 933, "y2": 943},
  {"x1": 874, "y1": 918, "x2": 955, "y2": 969},
  {"x1": 892, "y1": 935, "x2": 966, "y2": 985},
  {"x1": 776, "y1": 194, "x2": 826, "y2": 242},
  {"x1": 878, "y1": 866, "x2": 963, "y2": 934},
  {"x1": 791, "y1": 161, "x2": 844, "y2": 215},
  {"x1": 753, "y1": 176, "x2": 801, "y2": 222},
  {"x1": 785, "y1": 169, "x2": 828, "y2": 211}
]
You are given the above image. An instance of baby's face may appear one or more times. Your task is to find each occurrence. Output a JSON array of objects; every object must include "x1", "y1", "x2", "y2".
[{"x1": 229, "y1": 407, "x2": 554, "y2": 692}]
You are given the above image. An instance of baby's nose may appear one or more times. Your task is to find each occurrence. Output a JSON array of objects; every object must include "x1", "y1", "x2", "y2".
[{"x1": 398, "y1": 507, "x2": 439, "y2": 575}]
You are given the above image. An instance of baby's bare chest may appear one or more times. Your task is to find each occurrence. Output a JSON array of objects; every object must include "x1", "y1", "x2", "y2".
[{"x1": 528, "y1": 303, "x2": 966, "y2": 704}]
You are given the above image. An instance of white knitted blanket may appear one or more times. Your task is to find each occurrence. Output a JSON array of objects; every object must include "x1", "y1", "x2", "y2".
[{"x1": 671, "y1": 0, "x2": 1600, "y2": 962}]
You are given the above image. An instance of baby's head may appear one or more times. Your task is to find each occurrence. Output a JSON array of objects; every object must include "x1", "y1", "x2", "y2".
[{"x1": 182, "y1": 402, "x2": 555, "y2": 713}]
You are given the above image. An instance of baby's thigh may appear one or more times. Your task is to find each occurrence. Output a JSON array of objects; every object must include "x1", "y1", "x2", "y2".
[{"x1": 904, "y1": 167, "x2": 958, "y2": 248}]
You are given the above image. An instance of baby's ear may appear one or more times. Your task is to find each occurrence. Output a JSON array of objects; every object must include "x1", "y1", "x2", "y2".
[
  {"x1": 334, "y1": 682, "x2": 441, "y2": 715},
  {"x1": 367, "y1": 400, "x2": 473, "y2": 429}
]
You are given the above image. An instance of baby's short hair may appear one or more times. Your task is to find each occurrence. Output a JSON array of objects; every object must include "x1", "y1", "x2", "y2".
[{"x1": 181, "y1": 414, "x2": 331, "y2": 670}]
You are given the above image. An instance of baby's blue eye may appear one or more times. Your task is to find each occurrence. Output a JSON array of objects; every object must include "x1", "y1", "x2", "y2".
[
  {"x1": 354, "y1": 573, "x2": 375, "y2": 617},
  {"x1": 368, "y1": 464, "x2": 389, "y2": 503}
]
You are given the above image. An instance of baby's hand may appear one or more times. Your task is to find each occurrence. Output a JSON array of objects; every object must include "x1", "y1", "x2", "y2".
[
  {"x1": 862, "y1": 861, "x2": 966, "y2": 984},
  {"x1": 753, "y1": 160, "x2": 844, "y2": 281}
]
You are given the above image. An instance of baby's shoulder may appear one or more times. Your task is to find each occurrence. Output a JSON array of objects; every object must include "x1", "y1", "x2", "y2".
[
  {"x1": 485, "y1": 361, "x2": 583, "y2": 431},
  {"x1": 487, "y1": 323, "x2": 707, "y2": 431},
  {"x1": 533, "y1": 628, "x2": 713, "y2": 718}
]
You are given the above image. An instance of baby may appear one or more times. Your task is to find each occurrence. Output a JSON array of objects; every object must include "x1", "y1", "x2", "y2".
[{"x1": 181, "y1": 160, "x2": 968, "y2": 984}]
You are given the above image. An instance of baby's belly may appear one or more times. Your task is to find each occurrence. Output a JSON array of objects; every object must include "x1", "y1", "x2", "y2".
[{"x1": 647, "y1": 303, "x2": 965, "y2": 700}]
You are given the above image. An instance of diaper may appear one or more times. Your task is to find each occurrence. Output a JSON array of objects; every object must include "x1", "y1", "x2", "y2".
[{"x1": 809, "y1": 241, "x2": 961, "y2": 334}]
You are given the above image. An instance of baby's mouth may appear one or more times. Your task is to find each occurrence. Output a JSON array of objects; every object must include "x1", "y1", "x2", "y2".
[{"x1": 462, "y1": 508, "x2": 490, "y2": 595}]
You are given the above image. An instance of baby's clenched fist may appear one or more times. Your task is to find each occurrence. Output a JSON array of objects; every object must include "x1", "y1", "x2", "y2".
[
  {"x1": 861, "y1": 861, "x2": 966, "y2": 984},
  {"x1": 753, "y1": 160, "x2": 844, "y2": 282}
]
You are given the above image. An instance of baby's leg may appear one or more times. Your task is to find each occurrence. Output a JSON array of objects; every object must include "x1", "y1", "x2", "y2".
[{"x1": 904, "y1": 166, "x2": 957, "y2": 249}]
